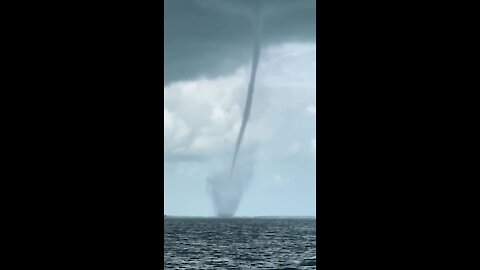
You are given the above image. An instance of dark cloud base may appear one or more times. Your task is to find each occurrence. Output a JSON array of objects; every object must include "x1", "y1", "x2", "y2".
[{"x1": 164, "y1": 0, "x2": 316, "y2": 85}]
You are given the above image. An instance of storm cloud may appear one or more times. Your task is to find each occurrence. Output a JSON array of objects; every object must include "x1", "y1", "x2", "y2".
[{"x1": 164, "y1": 0, "x2": 316, "y2": 85}]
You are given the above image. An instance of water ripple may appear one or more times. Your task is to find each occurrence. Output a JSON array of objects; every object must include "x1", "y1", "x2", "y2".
[{"x1": 164, "y1": 218, "x2": 316, "y2": 269}]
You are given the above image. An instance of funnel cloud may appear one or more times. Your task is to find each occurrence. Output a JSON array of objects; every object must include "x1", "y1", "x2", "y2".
[
  {"x1": 209, "y1": 11, "x2": 263, "y2": 218},
  {"x1": 230, "y1": 12, "x2": 262, "y2": 181}
]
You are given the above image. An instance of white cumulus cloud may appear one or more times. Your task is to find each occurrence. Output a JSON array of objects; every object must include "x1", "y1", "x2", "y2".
[{"x1": 164, "y1": 69, "x2": 269, "y2": 161}]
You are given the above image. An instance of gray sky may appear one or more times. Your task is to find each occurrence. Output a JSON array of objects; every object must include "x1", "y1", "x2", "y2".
[{"x1": 164, "y1": 0, "x2": 316, "y2": 216}]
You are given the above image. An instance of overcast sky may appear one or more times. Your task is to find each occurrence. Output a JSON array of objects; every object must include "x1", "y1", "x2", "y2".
[{"x1": 164, "y1": 0, "x2": 316, "y2": 216}]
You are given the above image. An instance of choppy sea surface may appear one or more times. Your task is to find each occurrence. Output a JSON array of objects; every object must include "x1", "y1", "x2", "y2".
[{"x1": 164, "y1": 217, "x2": 316, "y2": 269}]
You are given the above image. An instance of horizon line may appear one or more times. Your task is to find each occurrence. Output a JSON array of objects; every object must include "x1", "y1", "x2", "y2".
[{"x1": 164, "y1": 215, "x2": 316, "y2": 218}]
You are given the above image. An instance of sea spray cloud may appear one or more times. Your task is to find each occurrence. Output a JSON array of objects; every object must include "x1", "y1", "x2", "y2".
[{"x1": 207, "y1": 156, "x2": 254, "y2": 217}]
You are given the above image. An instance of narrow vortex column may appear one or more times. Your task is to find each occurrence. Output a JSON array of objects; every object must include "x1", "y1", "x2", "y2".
[{"x1": 208, "y1": 8, "x2": 263, "y2": 218}]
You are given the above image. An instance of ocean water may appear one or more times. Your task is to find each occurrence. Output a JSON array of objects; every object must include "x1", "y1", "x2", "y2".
[{"x1": 164, "y1": 217, "x2": 316, "y2": 269}]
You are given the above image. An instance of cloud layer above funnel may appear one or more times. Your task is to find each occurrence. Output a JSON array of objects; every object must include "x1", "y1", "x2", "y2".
[{"x1": 164, "y1": 0, "x2": 316, "y2": 85}]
